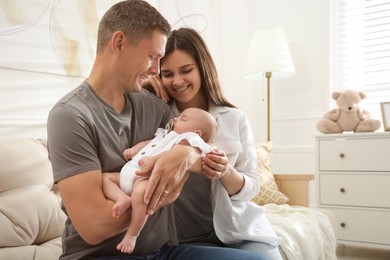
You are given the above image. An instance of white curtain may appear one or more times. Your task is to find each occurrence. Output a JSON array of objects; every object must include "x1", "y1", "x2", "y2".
[{"x1": 332, "y1": 0, "x2": 390, "y2": 120}]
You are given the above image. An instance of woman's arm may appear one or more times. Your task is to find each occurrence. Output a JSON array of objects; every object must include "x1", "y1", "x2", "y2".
[{"x1": 202, "y1": 109, "x2": 259, "y2": 200}]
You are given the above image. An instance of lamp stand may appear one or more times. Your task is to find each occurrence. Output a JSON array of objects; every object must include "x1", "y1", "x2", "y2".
[{"x1": 265, "y1": 72, "x2": 272, "y2": 142}]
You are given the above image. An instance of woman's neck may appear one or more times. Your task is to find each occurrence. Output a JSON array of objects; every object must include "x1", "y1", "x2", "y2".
[{"x1": 176, "y1": 92, "x2": 209, "y2": 112}]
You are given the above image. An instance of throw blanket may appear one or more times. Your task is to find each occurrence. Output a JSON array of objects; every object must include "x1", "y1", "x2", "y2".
[{"x1": 264, "y1": 204, "x2": 337, "y2": 260}]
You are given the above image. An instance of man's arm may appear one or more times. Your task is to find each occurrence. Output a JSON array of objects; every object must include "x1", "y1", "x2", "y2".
[
  {"x1": 136, "y1": 144, "x2": 202, "y2": 215},
  {"x1": 58, "y1": 170, "x2": 131, "y2": 245}
]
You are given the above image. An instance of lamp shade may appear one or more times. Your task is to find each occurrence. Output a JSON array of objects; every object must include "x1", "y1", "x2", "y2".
[{"x1": 243, "y1": 27, "x2": 295, "y2": 80}]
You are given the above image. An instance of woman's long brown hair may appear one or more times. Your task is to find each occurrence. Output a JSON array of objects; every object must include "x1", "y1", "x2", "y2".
[{"x1": 161, "y1": 28, "x2": 236, "y2": 108}]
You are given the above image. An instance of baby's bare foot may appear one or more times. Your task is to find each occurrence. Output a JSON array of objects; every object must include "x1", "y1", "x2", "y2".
[
  {"x1": 112, "y1": 198, "x2": 131, "y2": 217},
  {"x1": 116, "y1": 235, "x2": 137, "y2": 254}
]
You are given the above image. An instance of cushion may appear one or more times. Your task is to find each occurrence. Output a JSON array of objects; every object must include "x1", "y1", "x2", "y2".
[
  {"x1": 0, "y1": 138, "x2": 53, "y2": 192},
  {"x1": 0, "y1": 137, "x2": 66, "y2": 247},
  {"x1": 251, "y1": 142, "x2": 289, "y2": 205},
  {"x1": 0, "y1": 237, "x2": 62, "y2": 260}
]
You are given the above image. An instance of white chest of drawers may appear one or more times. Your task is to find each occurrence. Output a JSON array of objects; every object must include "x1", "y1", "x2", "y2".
[{"x1": 316, "y1": 132, "x2": 390, "y2": 249}]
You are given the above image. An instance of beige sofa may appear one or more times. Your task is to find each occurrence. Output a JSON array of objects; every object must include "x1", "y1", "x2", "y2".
[
  {"x1": 0, "y1": 137, "x2": 337, "y2": 260},
  {"x1": 0, "y1": 137, "x2": 66, "y2": 260}
]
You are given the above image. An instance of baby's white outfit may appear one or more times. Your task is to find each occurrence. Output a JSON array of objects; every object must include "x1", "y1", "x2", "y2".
[{"x1": 120, "y1": 128, "x2": 212, "y2": 194}]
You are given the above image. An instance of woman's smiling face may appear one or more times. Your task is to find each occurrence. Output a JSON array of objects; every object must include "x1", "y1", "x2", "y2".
[{"x1": 160, "y1": 50, "x2": 202, "y2": 105}]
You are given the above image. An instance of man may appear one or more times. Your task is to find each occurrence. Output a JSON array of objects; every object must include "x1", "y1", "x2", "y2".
[{"x1": 47, "y1": 1, "x2": 265, "y2": 259}]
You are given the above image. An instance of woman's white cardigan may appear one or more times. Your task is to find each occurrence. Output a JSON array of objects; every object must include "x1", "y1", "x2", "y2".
[
  {"x1": 208, "y1": 105, "x2": 280, "y2": 246},
  {"x1": 173, "y1": 104, "x2": 280, "y2": 246}
]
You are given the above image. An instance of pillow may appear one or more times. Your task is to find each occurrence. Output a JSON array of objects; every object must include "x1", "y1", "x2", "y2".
[
  {"x1": 0, "y1": 138, "x2": 53, "y2": 192},
  {"x1": 251, "y1": 142, "x2": 289, "y2": 205},
  {"x1": 0, "y1": 137, "x2": 66, "y2": 247},
  {"x1": 0, "y1": 185, "x2": 65, "y2": 247}
]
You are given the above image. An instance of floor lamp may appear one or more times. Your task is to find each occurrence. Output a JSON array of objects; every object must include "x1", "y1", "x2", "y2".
[{"x1": 243, "y1": 27, "x2": 295, "y2": 141}]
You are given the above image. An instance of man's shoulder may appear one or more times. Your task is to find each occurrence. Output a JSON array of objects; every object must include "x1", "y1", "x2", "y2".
[
  {"x1": 51, "y1": 81, "x2": 89, "y2": 110},
  {"x1": 127, "y1": 89, "x2": 164, "y2": 105},
  {"x1": 127, "y1": 89, "x2": 173, "y2": 115},
  {"x1": 126, "y1": 88, "x2": 152, "y2": 99},
  {"x1": 48, "y1": 82, "x2": 94, "y2": 126}
]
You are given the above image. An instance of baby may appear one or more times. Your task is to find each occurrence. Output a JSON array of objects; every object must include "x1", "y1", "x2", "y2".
[{"x1": 102, "y1": 107, "x2": 217, "y2": 254}]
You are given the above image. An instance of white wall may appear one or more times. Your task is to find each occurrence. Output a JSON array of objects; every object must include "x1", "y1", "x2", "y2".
[
  {"x1": 0, "y1": 0, "x2": 330, "y2": 206},
  {"x1": 215, "y1": 1, "x2": 330, "y2": 206},
  {"x1": 0, "y1": 68, "x2": 83, "y2": 137}
]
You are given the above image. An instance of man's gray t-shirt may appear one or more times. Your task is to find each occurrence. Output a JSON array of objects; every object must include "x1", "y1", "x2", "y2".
[{"x1": 47, "y1": 80, "x2": 175, "y2": 259}]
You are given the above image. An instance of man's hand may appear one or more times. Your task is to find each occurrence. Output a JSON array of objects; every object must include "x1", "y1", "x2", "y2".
[
  {"x1": 136, "y1": 145, "x2": 200, "y2": 215},
  {"x1": 159, "y1": 171, "x2": 189, "y2": 207}
]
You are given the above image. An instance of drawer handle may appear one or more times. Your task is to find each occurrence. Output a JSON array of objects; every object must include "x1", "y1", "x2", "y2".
[
  {"x1": 340, "y1": 187, "x2": 345, "y2": 193},
  {"x1": 340, "y1": 222, "x2": 346, "y2": 228},
  {"x1": 339, "y1": 153, "x2": 345, "y2": 158}
]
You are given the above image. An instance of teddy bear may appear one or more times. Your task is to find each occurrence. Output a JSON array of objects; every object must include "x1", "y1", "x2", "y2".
[{"x1": 316, "y1": 89, "x2": 381, "y2": 134}]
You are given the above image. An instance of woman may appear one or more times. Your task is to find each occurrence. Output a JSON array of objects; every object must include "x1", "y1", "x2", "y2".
[{"x1": 149, "y1": 27, "x2": 283, "y2": 260}]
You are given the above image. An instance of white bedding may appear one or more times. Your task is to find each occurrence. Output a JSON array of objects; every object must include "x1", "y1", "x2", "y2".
[{"x1": 264, "y1": 204, "x2": 337, "y2": 260}]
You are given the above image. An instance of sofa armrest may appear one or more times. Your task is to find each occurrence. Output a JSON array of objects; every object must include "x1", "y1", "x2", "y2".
[{"x1": 273, "y1": 173, "x2": 314, "y2": 207}]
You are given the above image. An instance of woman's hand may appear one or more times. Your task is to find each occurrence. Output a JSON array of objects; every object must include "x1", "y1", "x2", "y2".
[
  {"x1": 201, "y1": 149, "x2": 229, "y2": 180},
  {"x1": 202, "y1": 149, "x2": 245, "y2": 196},
  {"x1": 148, "y1": 75, "x2": 169, "y2": 103}
]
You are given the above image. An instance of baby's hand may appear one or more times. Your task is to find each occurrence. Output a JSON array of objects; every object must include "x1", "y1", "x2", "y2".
[
  {"x1": 123, "y1": 140, "x2": 150, "y2": 161},
  {"x1": 123, "y1": 148, "x2": 137, "y2": 161}
]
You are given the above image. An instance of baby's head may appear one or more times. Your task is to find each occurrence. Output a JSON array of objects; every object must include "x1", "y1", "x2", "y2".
[{"x1": 172, "y1": 108, "x2": 217, "y2": 142}]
